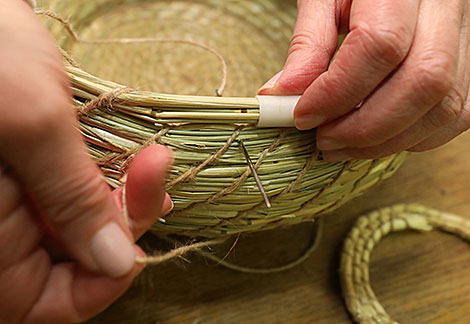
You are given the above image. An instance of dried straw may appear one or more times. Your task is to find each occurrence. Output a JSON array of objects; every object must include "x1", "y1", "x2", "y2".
[
  {"x1": 340, "y1": 204, "x2": 470, "y2": 324},
  {"x1": 37, "y1": 0, "x2": 407, "y2": 238}
]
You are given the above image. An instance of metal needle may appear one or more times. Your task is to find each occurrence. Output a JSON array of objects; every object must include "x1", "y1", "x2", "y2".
[{"x1": 238, "y1": 140, "x2": 272, "y2": 208}]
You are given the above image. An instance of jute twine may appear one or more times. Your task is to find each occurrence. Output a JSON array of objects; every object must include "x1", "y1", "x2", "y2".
[
  {"x1": 36, "y1": 0, "x2": 408, "y2": 238},
  {"x1": 119, "y1": 185, "x2": 325, "y2": 272},
  {"x1": 340, "y1": 204, "x2": 470, "y2": 324},
  {"x1": 36, "y1": 9, "x2": 228, "y2": 97},
  {"x1": 31, "y1": 3, "x2": 468, "y2": 322},
  {"x1": 132, "y1": 204, "x2": 469, "y2": 322}
]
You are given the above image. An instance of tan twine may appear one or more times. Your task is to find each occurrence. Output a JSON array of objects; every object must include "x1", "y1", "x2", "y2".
[
  {"x1": 33, "y1": 6, "x2": 467, "y2": 323},
  {"x1": 35, "y1": 9, "x2": 228, "y2": 97},
  {"x1": 34, "y1": 3, "x2": 408, "y2": 239},
  {"x1": 112, "y1": 168, "x2": 322, "y2": 269},
  {"x1": 340, "y1": 204, "x2": 470, "y2": 324},
  {"x1": 135, "y1": 219, "x2": 324, "y2": 274}
]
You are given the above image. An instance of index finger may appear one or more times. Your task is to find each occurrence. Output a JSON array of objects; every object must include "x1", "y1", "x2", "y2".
[{"x1": 294, "y1": 0, "x2": 420, "y2": 130}]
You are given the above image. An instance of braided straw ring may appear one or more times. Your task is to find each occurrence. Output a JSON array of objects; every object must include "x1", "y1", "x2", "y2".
[{"x1": 340, "y1": 204, "x2": 470, "y2": 324}]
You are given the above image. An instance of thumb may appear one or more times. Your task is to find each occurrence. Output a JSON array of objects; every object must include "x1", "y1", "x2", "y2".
[
  {"x1": 258, "y1": 0, "x2": 340, "y2": 95},
  {"x1": 0, "y1": 0, "x2": 135, "y2": 278},
  {"x1": 113, "y1": 145, "x2": 174, "y2": 240}
]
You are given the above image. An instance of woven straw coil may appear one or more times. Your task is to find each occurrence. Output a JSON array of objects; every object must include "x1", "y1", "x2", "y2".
[
  {"x1": 38, "y1": 0, "x2": 407, "y2": 238},
  {"x1": 340, "y1": 204, "x2": 470, "y2": 324}
]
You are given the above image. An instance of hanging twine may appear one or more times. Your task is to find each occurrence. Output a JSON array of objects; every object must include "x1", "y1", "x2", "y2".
[
  {"x1": 35, "y1": 9, "x2": 228, "y2": 96},
  {"x1": 118, "y1": 185, "x2": 324, "y2": 270}
]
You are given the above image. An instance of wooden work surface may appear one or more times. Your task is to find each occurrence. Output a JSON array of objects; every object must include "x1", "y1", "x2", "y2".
[{"x1": 89, "y1": 131, "x2": 470, "y2": 324}]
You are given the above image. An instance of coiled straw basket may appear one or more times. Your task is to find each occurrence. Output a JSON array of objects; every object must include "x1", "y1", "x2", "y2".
[{"x1": 38, "y1": 0, "x2": 406, "y2": 238}]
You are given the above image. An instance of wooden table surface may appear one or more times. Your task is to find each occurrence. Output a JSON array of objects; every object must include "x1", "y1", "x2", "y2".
[{"x1": 88, "y1": 131, "x2": 470, "y2": 324}]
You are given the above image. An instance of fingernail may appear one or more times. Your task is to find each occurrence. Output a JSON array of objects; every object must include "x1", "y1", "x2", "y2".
[
  {"x1": 322, "y1": 150, "x2": 353, "y2": 162},
  {"x1": 258, "y1": 70, "x2": 283, "y2": 93},
  {"x1": 165, "y1": 146, "x2": 174, "y2": 166},
  {"x1": 164, "y1": 198, "x2": 174, "y2": 216},
  {"x1": 294, "y1": 114, "x2": 327, "y2": 130},
  {"x1": 317, "y1": 137, "x2": 346, "y2": 150},
  {"x1": 120, "y1": 174, "x2": 128, "y2": 183},
  {"x1": 90, "y1": 222, "x2": 135, "y2": 277}
]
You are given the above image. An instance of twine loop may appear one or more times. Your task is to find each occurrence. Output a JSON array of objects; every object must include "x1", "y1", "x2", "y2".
[{"x1": 35, "y1": 9, "x2": 228, "y2": 96}]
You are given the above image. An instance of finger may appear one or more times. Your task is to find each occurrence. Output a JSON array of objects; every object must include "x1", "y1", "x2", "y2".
[
  {"x1": 0, "y1": 167, "x2": 23, "y2": 218},
  {"x1": 113, "y1": 145, "x2": 174, "y2": 240},
  {"x1": 21, "y1": 250, "x2": 145, "y2": 324},
  {"x1": 294, "y1": 0, "x2": 419, "y2": 130},
  {"x1": 317, "y1": 0, "x2": 463, "y2": 150},
  {"x1": 409, "y1": 107, "x2": 470, "y2": 152},
  {"x1": 0, "y1": 168, "x2": 46, "y2": 324},
  {"x1": 323, "y1": 117, "x2": 470, "y2": 162},
  {"x1": 410, "y1": 12, "x2": 470, "y2": 152},
  {"x1": 0, "y1": 165, "x2": 43, "y2": 272},
  {"x1": 258, "y1": 0, "x2": 340, "y2": 95},
  {"x1": 323, "y1": 87, "x2": 467, "y2": 161},
  {"x1": 0, "y1": 1, "x2": 135, "y2": 277},
  {"x1": 0, "y1": 248, "x2": 50, "y2": 324},
  {"x1": 0, "y1": 203, "x2": 44, "y2": 273}
]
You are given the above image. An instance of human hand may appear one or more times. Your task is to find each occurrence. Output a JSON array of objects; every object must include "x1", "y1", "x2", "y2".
[
  {"x1": 0, "y1": 1, "x2": 173, "y2": 323},
  {"x1": 259, "y1": 0, "x2": 470, "y2": 161}
]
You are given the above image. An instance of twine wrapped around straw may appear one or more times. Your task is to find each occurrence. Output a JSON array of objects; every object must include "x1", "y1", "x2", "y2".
[{"x1": 37, "y1": 0, "x2": 407, "y2": 238}]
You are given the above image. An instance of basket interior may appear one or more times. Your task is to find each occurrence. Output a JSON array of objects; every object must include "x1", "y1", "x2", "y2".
[
  {"x1": 40, "y1": 0, "x2": 296, "y2": 97},
  {"x1": 36, "y1": 0, "x2": 407, "y2": 238}
]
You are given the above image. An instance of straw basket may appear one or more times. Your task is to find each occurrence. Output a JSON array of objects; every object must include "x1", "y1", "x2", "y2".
[{"x1": 38, "y1": 0, "x2": 407, "y2": 238}]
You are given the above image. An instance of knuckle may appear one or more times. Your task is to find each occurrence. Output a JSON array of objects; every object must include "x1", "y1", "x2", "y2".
[
  {"x1": 0, "y1": 58, "x2": 71, "y2": 141},
  {"x1": 44, "y1": 171, "x2": 111, "y2": 228},
  {"x1": 356, "y1": 23, "x2": 412, "y2": 67},
  {"x1": 349, "y1": 121, "x2": 388, "y2": 148},
  {"x1": 289, "y1": 33, "x2": 314, "y2": 54},
  {"x1": 426, "y1": 87, "x2": 465, "y2": 128},
  {"x1": 412, "y1": 52, "x2": 456, "y2": 100},
  {"x1": 288, "y1": 32, "x2": 333, "y2": 65},
  {"x1": 443, "y1": 86, "x2": 465, "y2": 116},
  {"x1": 4, "y1": 88, "x2": 73, "y2": 141},
  {"x1": 459, "y1": 105, "x2": 470, "y2": 130}
]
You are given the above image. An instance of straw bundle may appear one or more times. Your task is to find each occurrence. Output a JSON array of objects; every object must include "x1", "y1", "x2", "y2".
[{"x1": 38, "y1": 0, "x2": 407, "y2": 238}]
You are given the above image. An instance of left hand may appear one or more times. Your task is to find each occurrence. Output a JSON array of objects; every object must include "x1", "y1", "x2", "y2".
[
  {"x1": 259, "y1": 0, "x2": 470, "y2": 161},
  {"x1": 0, "y1": 145, "x2": 173, "y2": 324}
]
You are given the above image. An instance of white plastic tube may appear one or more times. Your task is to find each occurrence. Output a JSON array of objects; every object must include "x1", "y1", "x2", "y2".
[{"x1": 256, "y1": 95, "x2": 301, "y2": 128}]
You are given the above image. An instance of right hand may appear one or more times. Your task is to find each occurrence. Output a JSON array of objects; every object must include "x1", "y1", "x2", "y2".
[{"x1": 260, "y1": 0, "x2": 470, "y2": 161}]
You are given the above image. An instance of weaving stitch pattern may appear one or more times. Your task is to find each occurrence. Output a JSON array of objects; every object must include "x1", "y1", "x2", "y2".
[
  {"x1": 77, "y1": 85, "x2": 406, "y2": 236},
  {"x1": 165, "y1": 125, "x2": 245, "y2": 190},
  {"x1": 78, "y1": 87, "x2": 132, "y2": 117},
  {"x1": 312, "y1": 160, "x2": 380, "y2": 218},
  {"x1": 253, "y1": 155, "x2": 351, "y2": 232},
  {"x1": 246, "y1": 148, "x2": 320, "y2": 217},
  {"x1": 196, "y1": 130, "x2": 288, "y2": 228},
  {"x1": 78, "y1": 88, "x2": 170, "y2": 172},
  {"x1": 173, "y1": 129, "x2": 289, "y2": 234},
  {"x1": 308, "y1": 154, "x2": 403, "y2": 219},
  {"x1": 40, "y1": 0, "x2": 407, "y2": 238}
]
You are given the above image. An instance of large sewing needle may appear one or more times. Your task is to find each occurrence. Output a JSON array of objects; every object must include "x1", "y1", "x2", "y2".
[{"x1": 238, "y1": 140, "x2": 272, "y2": 208}]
